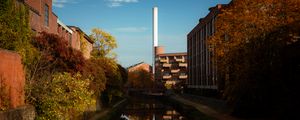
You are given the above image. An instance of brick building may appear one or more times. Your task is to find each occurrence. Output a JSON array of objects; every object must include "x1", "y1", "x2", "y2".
[
  {"x1": 155, "y1": 46, "x2": 187, "y2": 88},
  {"x1": 57, "y1": 19, "x2": 73, "y2": 47},
  {"x1": 24, "y1": 0, "x2": 58, "y2": 34},
  {"x1": 127, "y1": 62, "x2": 152, "y2": 73},
  {"x1": 187, "y1": 4, "x2": 226, "y2": 93},
  {"x1": 68, "y1": 26, "x2": 94, "y2": 59},
  {"x1": 20, "y1": 0, "x2": 93, "y2": 59}
]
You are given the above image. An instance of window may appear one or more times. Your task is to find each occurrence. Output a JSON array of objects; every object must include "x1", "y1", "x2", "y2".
[
  {"x1": 69, "y1": 33, "x2": 72, "y2": 47},
  {"x1": 44, "y1": 4, "x2": 49, "y2": 26}
]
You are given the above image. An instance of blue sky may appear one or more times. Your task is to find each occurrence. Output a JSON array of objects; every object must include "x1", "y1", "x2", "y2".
[{"x1": 53, "y1": 0, "x2": 231, "y2": 67}]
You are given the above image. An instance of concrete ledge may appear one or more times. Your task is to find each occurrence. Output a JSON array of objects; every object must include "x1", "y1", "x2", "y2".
[{"x1": 0, "y1": 105, "x2": 35, "y2": 120}]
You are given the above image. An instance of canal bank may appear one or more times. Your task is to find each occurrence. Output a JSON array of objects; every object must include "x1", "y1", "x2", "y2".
[
  {"x1": 168, "y1": 93, "x2": 240, "y2": 120},
  {"x1": 164, "y1": 95, "x2": 215, "y2": 120},
  {"x1": 88, "y1": 99, "x2": 128, "y2": 120}
]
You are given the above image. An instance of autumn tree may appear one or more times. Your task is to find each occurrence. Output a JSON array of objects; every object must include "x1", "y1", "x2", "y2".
[
  {"x1": 90, "y1": 28, "x2": 117, "y2": 58},
  {"x1": 34, "y1": 73, "x2": 95, "y2": 120},
  {"x1": 209, "y1": 0, "x2": 300, "y2": 117},
  {"x1": 27, "y1": 32, "x2": 86, "y2": 82},
  {"x1": 127, "y1": 69, "x2": 154, "y2": 89}
]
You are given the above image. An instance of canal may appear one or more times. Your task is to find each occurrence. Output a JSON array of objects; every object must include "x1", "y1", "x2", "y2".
[{"x1": 113, "y1": 95, "x2": 187, "y2": 120}]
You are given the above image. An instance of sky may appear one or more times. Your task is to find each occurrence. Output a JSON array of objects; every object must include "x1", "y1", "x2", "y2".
[{"x1": 52, "y1": 0, "x2": 231, "y2": 67}]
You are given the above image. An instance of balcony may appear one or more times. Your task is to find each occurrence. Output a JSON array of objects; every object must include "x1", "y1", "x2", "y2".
[
  {"x1": 171, "y1": 69, "x2": 180, "y2": 73},
  {"x1": 163, "y1": 63, "x2": 171, "y2": 68},
  {"x1": 175, "y1": 57, "x2": 185, "y2": 62},
  {"x1": 179, "y1": 63, "x2": 187, "y2": 67},
  {"x1": 163, "y1": 75, "x2": 172, "y2": 79},
  {"x1": 179, "y1": 75, "x2": 188, "y2": 79},
  {"x1": 165, "y1": 80, "x2": 176, "y2": 85},
  {"x1": 160, "y1": 59, "x2": 168, "y2": 63},
  {"x1": 175, "y1": 59, "x2": 184, "y2": 62}
]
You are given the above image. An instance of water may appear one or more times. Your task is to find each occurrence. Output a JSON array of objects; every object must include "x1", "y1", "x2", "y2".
[{"x1": 117, "y1": 96, "x2": 186, "y2": 120}]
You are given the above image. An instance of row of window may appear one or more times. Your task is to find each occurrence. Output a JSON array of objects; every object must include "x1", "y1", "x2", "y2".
[{"x1": 187, "y1": 14, "x2": 218, "y2": 88}]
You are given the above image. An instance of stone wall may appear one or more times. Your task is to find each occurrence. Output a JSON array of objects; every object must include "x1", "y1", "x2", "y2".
[
  {"x1": 0, "y1": 105, "x2": 35, "y2": 120},
  {"x1": 0, "y1": 49, "x2": 25, "y2": 109}
]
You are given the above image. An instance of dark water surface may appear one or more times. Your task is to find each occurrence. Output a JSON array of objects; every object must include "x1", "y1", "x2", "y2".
[{"x1": 116, "y1": 96, "x2": 186, "y2": 120}]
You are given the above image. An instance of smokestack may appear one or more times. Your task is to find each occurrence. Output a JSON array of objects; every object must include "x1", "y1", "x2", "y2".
[
  {"x1": 153, "y1": 7, "x2": 158, "y2": 47},
  {"x1": 152, "y1": 6, "x2": 158, "y2": 76}
]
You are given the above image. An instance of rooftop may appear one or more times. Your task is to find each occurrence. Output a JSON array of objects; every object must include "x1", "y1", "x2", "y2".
[{"x1": 157, "y1": 52, "x2": 187, "y2": 56}]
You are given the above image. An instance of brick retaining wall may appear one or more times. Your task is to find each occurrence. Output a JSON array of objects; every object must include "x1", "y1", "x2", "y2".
[
  {"x1": 0, "y1": 49, "x2": 25, "y2": 109},
  {"x1": 0, "y1": 105, "x2": 35, "y2": 120}
]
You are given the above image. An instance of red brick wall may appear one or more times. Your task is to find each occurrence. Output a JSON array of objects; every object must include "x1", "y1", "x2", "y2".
[
  {"x1": 25, "y1": 0, "x2": 58, "y2": 34},
  {"x1": 58, "y1": 25, "x2": 71, "y2": 45},
  {"x1": 24, "y1": 0, "x2": 42, "y2": 12},
  {"x1": 0, "y1": 49, "x2": 25, "y2": 109},
  {"x1": 128, "y1": 63, "x2": 152, "y2": 73},
  {"x1": 70, "y1": 27, "x2": 94, "y2": 59}
]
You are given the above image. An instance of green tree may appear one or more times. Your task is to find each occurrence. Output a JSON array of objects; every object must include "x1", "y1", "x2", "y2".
[
  {"x1": 34, "y1": 72, "x2": 95, "y2": 120},
  {"x1": 97, "y1": 57, "x2": 123, "y2": 107},
  {"x1": 90, "y1": 28, "x2": 117, "y2": 58},
  {"x1": 82, "y1": 59, "x2": 107, "y2": 110}
]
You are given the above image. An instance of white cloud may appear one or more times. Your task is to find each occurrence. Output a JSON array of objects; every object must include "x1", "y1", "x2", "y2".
[
  {"x1": 108, "y1": 2, "x2": 122, "y2": 7},
  {"x1": 115, "y1": 27, "x2": 148, "y2": 32},
  {"x1": 106, "y1": 0, "x2": 139, "y2": 8},
  {"x1": 53, "y1": 0, "x2": 77, "y2": 8},
  {"x1": 109, "y1": 0, "x2": 138, "y2": 3}
]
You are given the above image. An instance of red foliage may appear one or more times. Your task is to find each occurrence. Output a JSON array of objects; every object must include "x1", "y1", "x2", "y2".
[{"x1": 33, "y1": 32, "x2": 85, "y2": 73}]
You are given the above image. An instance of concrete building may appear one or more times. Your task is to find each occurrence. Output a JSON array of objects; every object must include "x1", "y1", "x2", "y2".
[
  {"x1": 187, "y1": 4, "x2": 226, "y2": 93},
  {"x1": 155, "y1": 47, "x2": 187, "y2": 88}
]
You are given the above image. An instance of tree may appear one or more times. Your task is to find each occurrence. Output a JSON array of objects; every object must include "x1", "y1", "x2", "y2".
[
  {"x1": 27, "y1": 32, "x2": 86, "y2": 82},
  {"x1": 209, "y1": 0, "x2": 300, "y2": 117},
  {"x1": 97, "y1": 57, "x2": 123, "y2": 107},
  {"x1": 89, "y1": 28, "x2": 117, "y2": 58},
  {"x1": 81, "y1": 58, "x2": 107, "y2": 110},
  {"x1": 34, "y1": 72, "x2": 95, "y2": 120},
  {"x1": 127, "y1": 69, "x2": 154, "y2": 89},
  {"x1": 26, "y1": 32, "x2": 92, "y2": 118}
]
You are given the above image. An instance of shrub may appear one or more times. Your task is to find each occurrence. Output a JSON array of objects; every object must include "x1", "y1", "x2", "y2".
[{"x1": 34, "y1": 72, "x2": 95, "y2": 120}]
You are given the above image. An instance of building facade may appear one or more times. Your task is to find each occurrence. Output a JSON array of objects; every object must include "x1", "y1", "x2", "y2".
[
  {"x1": 155, "y1": 47, "x2": 187, "y2": 88},
  {"x1": 20, "y1": 0, "x2": 93, "y2": 59},
  {"x1": 57, "y1": 19, "x2": 73, "y2": 47},
  {"x1": 127, "y1": 62, "x2": 152, "y2": 73},
  {"x1": 187, "y1": 4, "x2": 225, "y2": 92},
  {"x1": 69, "y1": 26, "x2": 94, "y2": 59},
  {"x1": 24, "y1": 0, "x2": 58, "y2": 34}
]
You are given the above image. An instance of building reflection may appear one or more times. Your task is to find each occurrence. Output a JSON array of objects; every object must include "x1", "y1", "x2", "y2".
[{"x1": 119, "y1": 97, "x2": 186, "y2": 120}]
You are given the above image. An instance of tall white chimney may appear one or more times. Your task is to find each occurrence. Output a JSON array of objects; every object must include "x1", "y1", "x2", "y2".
[
  {"x1": 152, "y1": 7, "x2": 158, "y2": 76},
  {"x1": 153, "y1": 7, "x2": 158, "y2": 47}
]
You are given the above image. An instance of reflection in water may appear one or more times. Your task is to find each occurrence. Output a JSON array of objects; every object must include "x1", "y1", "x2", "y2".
[{"x1": 118, "y1": 97, "x2": 186, "y2": 120}]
